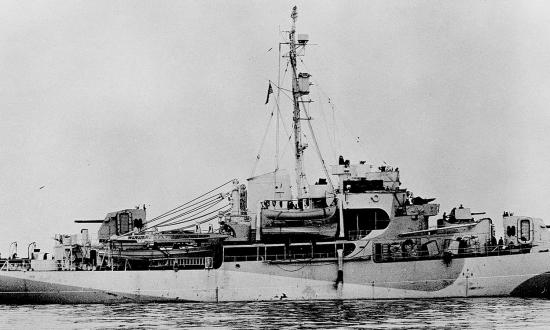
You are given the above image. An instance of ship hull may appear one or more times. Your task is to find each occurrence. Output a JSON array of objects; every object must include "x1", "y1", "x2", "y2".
[{"x1": 1, "y1": 252, "x2": 550, "y2": 303}]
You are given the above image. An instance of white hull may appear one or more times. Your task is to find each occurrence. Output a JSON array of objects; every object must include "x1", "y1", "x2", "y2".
[{"x1": 1, "y1": 252, "x2": 549, "y2": 303}]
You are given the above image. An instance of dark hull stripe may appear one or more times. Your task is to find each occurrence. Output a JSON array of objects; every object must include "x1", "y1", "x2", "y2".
[
  {"x1": 0, "y1": 274, "x2": 194, "y2": 304},
  {"x1": 510, "y1": 272, "x2": 550, "y2": 298}
]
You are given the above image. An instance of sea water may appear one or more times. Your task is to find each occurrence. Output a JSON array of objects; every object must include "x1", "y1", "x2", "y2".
[{"x1": 0, "y1": 298, "x2": 549, "y2": 329}]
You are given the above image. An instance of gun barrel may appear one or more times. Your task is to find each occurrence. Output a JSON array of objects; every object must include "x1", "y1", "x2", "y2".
[{"x1": 74, "y1": 219, "x2": 104, "y2": 223}]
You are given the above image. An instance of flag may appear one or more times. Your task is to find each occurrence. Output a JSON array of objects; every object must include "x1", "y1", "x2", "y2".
[{"x1": 265, "y1": 82, "x2": 273, "y2": 104}]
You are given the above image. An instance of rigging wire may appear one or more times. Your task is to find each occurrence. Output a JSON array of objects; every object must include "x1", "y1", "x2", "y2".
[
  {"x1": 150, "y1": 193, "x2": 222, "y2": 222},
  {"x1": 250, "y1": 101, "x2": 276, "y2": 178},
  {"x1": 298, "y1": 58, "x2": 338, "y2": 149},
  {"x1": 148, "y1": 196, "x2": 225, "y2": 229},
  {"x1": 299, "y1": 99, "x2": 335, "y2": 191},
  {"x1": 156, "y1": 203, "x2": 230, "y2": 228},
  {"x1": 271, "y1": 82, "x2": 292, "y2": 140},
  {"x1": 272, "y1": 59, "x2": 335, "y2": 191},
  {"x1": 315, "y1": 88, "x2": 338, "y2": 163},
  {"x1": 276, "y1": 41, "x2": 282, "y2": 171},
  {"x1": 176, "y1": 210, "x2": 231, "y2": 230},
  {"x1": 270, "y1": 82, "x2": 301, "y2": 150},
  {"x1": 271, "y1": 80, "x2": 335, "y2": 189},
  {"x1": 143, "y1": 179, "x2": 234, "y2": 225},
  {"x1": 275, "y1": 59, "x2": 290, "y2": 171},
  {"x1": 299, "y1": 58, "x2": 370, "y2": 160},
  {"x1": 269, "y1": 79, "x2": 305, "y2": 179},
  {"x1": 278, "y1": 132, "x2": 294, "y2": 166},
  {"x1": 250, "y1": 63, "x2": 293, "y2": 178},
  {"x1": 146, "y1": 199, "x2": 221, "y2": 229}
]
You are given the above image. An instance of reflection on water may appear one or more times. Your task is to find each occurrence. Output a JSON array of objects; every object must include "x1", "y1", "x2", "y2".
[{"x1": 1, "y1": 298, "x2": 549, "y2": 329}]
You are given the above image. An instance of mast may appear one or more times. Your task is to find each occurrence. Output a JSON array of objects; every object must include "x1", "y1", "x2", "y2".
[{"x1": 289, "y1": 6, "x2": 308, "y2": 198}]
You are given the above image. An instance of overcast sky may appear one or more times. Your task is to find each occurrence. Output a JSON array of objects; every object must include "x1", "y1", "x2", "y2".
[{"x1": 1, "y1": 1, "x2": 550, "y2": 255}]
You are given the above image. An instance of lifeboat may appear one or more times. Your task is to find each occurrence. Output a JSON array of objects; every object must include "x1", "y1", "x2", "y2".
[
  {"x1": 262, "y1": 205, "x2": 337, "y2": 222},
  {"x1": 262, "y1": 222, "x2": 338, "y2": 236}
]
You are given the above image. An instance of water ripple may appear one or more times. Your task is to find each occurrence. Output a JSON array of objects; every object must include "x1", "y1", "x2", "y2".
[{"x1": 0, "y1": 298, "x2": 549, "y2": 329}]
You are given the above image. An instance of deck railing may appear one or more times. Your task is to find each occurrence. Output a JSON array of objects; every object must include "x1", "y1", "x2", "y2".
[
  {"x1": 261, "y1": 198, "x2": 328, "y2": 210},
  {"x1": 223, "y1": 252, "x2": 336, "y2": 262},
  {"x1": 373, "y1": 243, "x2": 533, "y2": 263},
  {"x1": 149, "y1": 257, "x2": 207, "y2": 268},
  {"x1": 0, "y1": 259, "x2": 31, "y2": 271}
]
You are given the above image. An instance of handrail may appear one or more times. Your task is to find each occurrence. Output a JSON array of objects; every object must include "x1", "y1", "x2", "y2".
[
  {"x1": 263, "y1": 197, "x2": 328, "y2": 202},
  {"x1": 373, "y1": 243, "x2": 534, "y2": 263},
  {"x1": 261, "y1": 199, "x2": 333, "y2": 210},
  {"x1": 223, "y1": 252, "x2": 336, "y2": 262}
]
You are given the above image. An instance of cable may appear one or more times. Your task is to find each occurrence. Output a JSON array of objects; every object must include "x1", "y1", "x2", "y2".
[
  {"x1": 151, "y1": 193, "x2": 222, "y2": 222},
  {"x1": 175, "y1": 209, "x2": 231, "y2": 230},
  {"x1": 156, "y1": 203, "x2": 230, "y2": 227},
  {"x1": 148, "y1": 196, "x2": 225, "y2": 228},
  {"x1": 299, "y1": 98, "x2": 335, "y2": 191},
  {"x1": 250, "y1": 103, "x2": 275, "y2": 177},
  {"x1": 145, "y1": 179, "x2": 234, "y2": 225}
]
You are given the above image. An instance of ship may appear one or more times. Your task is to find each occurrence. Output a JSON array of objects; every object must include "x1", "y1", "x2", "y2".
[{"x1": 1, "y1": 7, "x2": 550, "y2": 304}]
